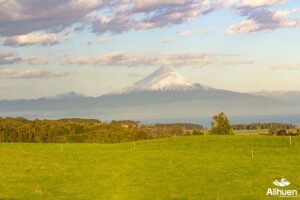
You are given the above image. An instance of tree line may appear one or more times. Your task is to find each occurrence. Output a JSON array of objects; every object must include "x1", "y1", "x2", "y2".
[
  {"x1": 0, "y1": 117, "x2": 204, "y2": 143},
  {"x1": 1, "y1": 114, "x2": 298, "y2": 143},
  {"x1": 208, "y1": 113, "x2": 299, "y2": 136},
  {"x1": 232, "y1": 123, "x2": 296, "y2": 130}
]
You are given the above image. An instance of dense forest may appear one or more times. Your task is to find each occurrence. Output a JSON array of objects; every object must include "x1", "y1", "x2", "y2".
[{"x1": 0, "y1": 118, "x2": 203, "y2": 143}]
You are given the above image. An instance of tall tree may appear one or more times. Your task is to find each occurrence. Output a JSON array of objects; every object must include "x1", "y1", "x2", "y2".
[{"x1": 209, "y1": 112, "x2": 234, "y2": 135}]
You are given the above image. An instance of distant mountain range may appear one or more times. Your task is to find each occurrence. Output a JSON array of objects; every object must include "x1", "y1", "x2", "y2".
[
  {"x1": 42, "y1": 91, "x2": 87, "y2": 100},
  {"x1": 252, "y1": 90, "x2": 300, "y2": 102},
  {"x1": 1, "y1": 67, "x2": 300, "y2": 125}
]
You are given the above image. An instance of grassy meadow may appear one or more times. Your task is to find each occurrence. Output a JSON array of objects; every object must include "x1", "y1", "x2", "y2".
[
  {"x1": 1, "y1": 135, "x2": 300, "y2": 200},
  {"x1": 234, "y1": 129, "x2": 269, "y2": 135}
]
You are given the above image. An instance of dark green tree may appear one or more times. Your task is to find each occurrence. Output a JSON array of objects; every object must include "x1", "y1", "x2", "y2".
[{"x1": 209, "y1": 112, "x2": 234, "y2": 135}]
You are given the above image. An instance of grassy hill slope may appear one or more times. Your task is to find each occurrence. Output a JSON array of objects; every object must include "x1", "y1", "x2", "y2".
[{"x1": 0, "y1": 136, "x2": 300, "y2": 200}]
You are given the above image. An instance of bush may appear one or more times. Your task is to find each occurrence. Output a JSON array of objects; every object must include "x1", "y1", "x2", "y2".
[{"x1": 192, "y1": 130, "x2": 204, "y2": 135}]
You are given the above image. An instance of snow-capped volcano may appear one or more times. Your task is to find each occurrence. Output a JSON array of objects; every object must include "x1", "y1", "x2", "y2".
[
  {"x1": 1, "y1": 66, "x2": 298, "y2": 124},
  {"x1": 112, "y1": 66, "x2": 212, "y2": 94}
]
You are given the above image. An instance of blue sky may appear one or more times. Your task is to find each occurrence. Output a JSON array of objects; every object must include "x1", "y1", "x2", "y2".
[{"x1": 0, "y1": 0, "x2": 300, "y2": 99}]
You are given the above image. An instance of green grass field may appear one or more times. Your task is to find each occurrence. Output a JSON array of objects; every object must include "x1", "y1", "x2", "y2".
[
  {"x1": 203, "y1": 129, "x2": 269, "y2": 136},
  {"x1": 1, "y1": 136, "x2": 300, "y2": 200}
]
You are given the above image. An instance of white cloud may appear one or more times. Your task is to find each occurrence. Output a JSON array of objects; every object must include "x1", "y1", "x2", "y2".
[
  {"x1": 226, "y1": 19, "x2": 261, "y2": 34},
  {"x1": 0, "y1": 52, "x2": 49, "y2": 65},
  {"x1": 0, "y1": 0, "x2": 104, "y2": 37},
  {"x1": 179, "y1": 30, "x2": 194, "y2": 36},
  {"x1": 0, "y1": 68, "x2": 70, "y2": 79},
  {"x1": 83, "y1": 0, "x2": 228, "y2": 35},
  {"x1": 65, "y1": 51, "x2": 219, "y2": 67},
  {"x1": 4, "y1": 33, "x2": 59, "y2": 47},
  {"x1": 23, "y1": 57, "x2": 49, "y2": 65},
  {"x1": 132, "y1": 0, "x2": 188, "y2": 13},
  {"x1": 238, "y1": 0, "x2": 287, "y2": 9},
  {"x1": 225, "y1": 8, "x2": 300, "y2": 34},
  {"x1": 0, "y1": 52, "x2": 21, "y2": 65},
  {"x1": 65, "y1": 51, "x2": 250, "y2": 68}
]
